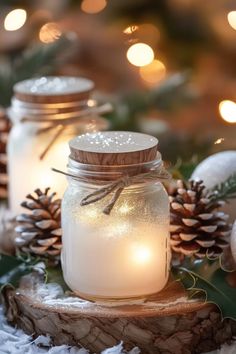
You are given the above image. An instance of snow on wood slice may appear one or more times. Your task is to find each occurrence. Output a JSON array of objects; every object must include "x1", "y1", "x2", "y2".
[{"x1": 2, "y1": 272, "x2": 236, "y2": 354}]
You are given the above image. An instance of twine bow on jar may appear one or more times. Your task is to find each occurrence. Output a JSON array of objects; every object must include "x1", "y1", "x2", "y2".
[{"x1": 52, "y1": 165, "x2": 171, "y2": 215}]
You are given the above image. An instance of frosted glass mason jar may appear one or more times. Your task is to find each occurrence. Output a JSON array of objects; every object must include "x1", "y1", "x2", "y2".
[
  {"x1": 61, "y1": 131, "x2": 170, "y2": 300},
  {"x1": 7, "y1": 76, "x2": 109, "y2": 214}
]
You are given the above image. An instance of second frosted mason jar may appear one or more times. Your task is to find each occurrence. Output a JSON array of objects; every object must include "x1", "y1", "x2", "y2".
[
  {"x1": 7, "y1": 76, "x2": 109, "y2": 214},
  {"x1": 61, "y1": 131, "x2": 170, "y2": 300}
]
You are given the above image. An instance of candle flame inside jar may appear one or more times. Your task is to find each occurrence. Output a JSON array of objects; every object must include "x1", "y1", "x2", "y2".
[{"x1": 132, "y1": 245, "x2": 152, "y2": 264}]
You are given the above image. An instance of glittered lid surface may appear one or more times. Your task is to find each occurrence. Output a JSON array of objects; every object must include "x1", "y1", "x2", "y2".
[
  {"x1": 13, "y1": 76, "x2": 94, "y2": 103},
  {"x1": 69, "y1": 131, "x2": 158, "y2": 165}
]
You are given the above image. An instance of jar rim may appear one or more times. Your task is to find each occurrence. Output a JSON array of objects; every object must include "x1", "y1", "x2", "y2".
[
  {"x1": 8, "y1": 98, "x2": 105, "y2": 120},
  {"x1": 10, "y1": 97, "x2": 95, "y2": 111},
  {"x1": 67, "y1": 153, "x2": 163, "y2": 182},
  {"x1": 7, "y1": 98, "x2": 111, "y2": 133}
]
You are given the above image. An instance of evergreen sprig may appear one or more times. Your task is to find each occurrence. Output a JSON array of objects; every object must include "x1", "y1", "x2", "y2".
[
  {"x1": 106, "y1": 72, "x2": 195, "y2": 131},
  {"x1": 210, "y1": 173, "x2": 236, "y2": 203},
  {"x1": 0, "y1": 35, "x2": 74, "y2": 107}
]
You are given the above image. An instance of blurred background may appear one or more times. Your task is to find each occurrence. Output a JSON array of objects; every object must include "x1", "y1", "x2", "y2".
[{"x1": 0, "y1": 0, "x2": 236, "y2": 167}]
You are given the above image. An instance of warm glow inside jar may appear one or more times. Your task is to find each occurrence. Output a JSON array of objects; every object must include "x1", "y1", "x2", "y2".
[
  {"x1": 7, "y1": 76, "x2": 109, "y2": 214},
  {"x1": 61, "y1": 131, "x2": 170, "y2": 300}
]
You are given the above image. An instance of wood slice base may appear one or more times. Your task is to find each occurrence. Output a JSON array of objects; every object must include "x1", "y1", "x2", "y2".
[{"x1": 2, "y1": 273, "x2": 236, "y2": 354}]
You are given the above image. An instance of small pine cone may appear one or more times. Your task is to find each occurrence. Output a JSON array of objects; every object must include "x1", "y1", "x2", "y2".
[
  {"x1": 15, "y1": 188, "x2": 62, "y2": 259},
  {"x1": 169, "y1": 180, "x2": 231, "y2": 259},
  {"x1": 0, "y1": 108, "x2": 10, "y2": 199}
]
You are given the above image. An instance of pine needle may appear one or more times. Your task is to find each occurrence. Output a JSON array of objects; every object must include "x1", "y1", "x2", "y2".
[
  {"x1": 0, "y1": 36, "x2": 74, "y2": 107},
  {"x1": 210, "y1": 173, "x2": 236, "y2": 203}
]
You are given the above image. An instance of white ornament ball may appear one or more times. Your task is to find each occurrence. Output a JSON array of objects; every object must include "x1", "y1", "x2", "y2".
[
  {"x1": 191, "y1": 151, "x2": 236, "y2": 221},
  {"x1": 230, "y1": 221, "x2": 236, "y2": 264}
]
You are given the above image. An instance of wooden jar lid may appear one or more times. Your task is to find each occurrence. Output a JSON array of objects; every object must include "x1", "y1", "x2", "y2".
[
  {"x1": 13, "y1": 76, "x2": 94, "y2": 104},
  {"x1": 69, "y1": 131, "x2": 158, "y2": 165}
]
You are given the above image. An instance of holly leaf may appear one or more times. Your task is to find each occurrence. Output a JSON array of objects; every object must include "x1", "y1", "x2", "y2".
[
  {"x1": 0, "y1": 254, "x2": 22, "y2": 277},
  {"x1": 0, "y1": 254, "x2": 30, "y2": 288},
  {"x1": 0, "y1": 254, "x2": 42, "y2": 289},
  {"x1": 173, "y1": 258, "x2": 236, "y2": 320}
]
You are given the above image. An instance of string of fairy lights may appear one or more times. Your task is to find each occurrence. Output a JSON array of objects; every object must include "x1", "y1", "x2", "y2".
[{"x1": 1, "y1": 1, "x2": 236, "y2": 124}]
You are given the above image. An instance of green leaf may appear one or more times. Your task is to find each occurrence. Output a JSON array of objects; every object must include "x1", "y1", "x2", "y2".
[
  {"x1": 0, "y1": 254, "x2": 42, "y2": 289},
  {"x1": 0, "y1": 254, "x2": 31, "y2": 288},
  {"x1": 0, "y1": 264, "x2": 31, "y2": 289},
  {"x1": 173, "y1": 259, "x2": 236, "y2": 320},
  {"x1": 0, "y1": 254, "x2": 22, "y2": 277},
  {"x1": 0, "y1": 254, "x2": 69, "y2": 292},
  {"x1": 45, "y1": 266, "x2": 70, "y2": 292},
  {"x1": 170, "y1": 157, "x2": 199, "y2": 180}
]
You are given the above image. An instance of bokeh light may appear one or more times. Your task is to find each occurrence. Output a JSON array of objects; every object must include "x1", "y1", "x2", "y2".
[
  {"x1": 126, "y1": 43, "x2": 154, "y2": 67},
  {"x1": 227, "y1": 11, "x2": 236, "y2": 30},
  {"x1": 87, "y1": 99, "x2": 96, "y2": 107},
  {"x1": 81, "y1": 0, "x2": 107, "y2": 14},
  {"x1": 4, "y1": 9, "x2": 27, "y2": 31},
  {"x1": 39, "y1": 23, "x2": 62, "y2": 43},
  {"x1": 123, "y1": 25, "x2": 139, "y2": 35},
  {"x1": 219, "y1": 100, "x2": 236, "y2": 123},
  {"x1": 214, "y1": 137, "x2": 225, "y2": 145},
  {"x1": 139, "y1": 59, "x2": 166, "y2": 84}
]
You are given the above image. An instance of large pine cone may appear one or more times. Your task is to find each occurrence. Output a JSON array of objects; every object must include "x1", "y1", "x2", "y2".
[
  {"x1": 15, "y1": 188, "x2": 62, "y2": 259},
  {"x1": 169, "y1": 180, "x2": 231, "y2": 258}
]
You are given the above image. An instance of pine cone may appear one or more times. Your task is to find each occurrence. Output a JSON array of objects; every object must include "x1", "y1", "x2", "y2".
[
  {"x1": 0, "y1": 108, "x2": 10, "y2": 199},
  {"x1": 169, "y1": 180, "x2": 231, "y2": 259},
  {"x1": 15, "y1": 188, "x2": 62, "y2": 259}
]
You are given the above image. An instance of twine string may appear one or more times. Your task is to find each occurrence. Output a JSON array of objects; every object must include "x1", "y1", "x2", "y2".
[
  {"x1": 39, "y1": 125, "x2": 64, "y2": 160},
  {"x1": 21, "y1": 103, "x2": 113, "y2": 160},
  {"x1": 52, "y1": 165, "x2": 171, "y2": 215}
]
